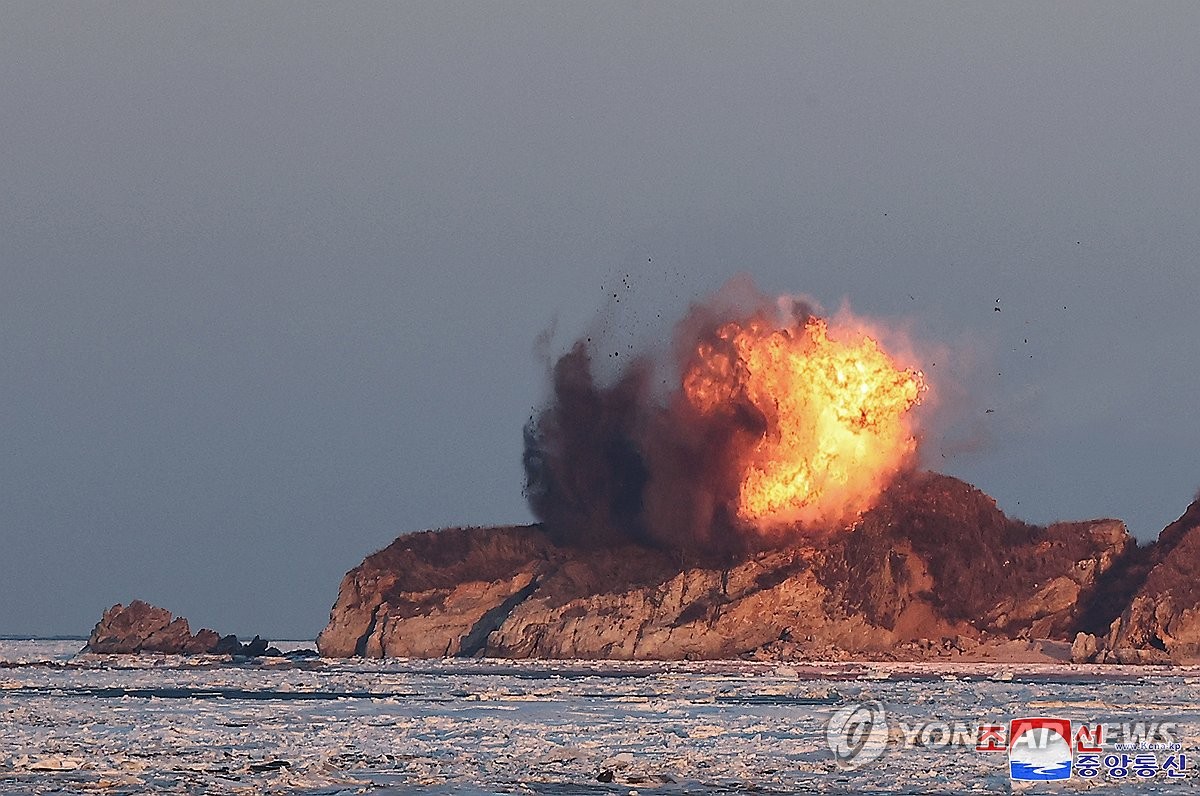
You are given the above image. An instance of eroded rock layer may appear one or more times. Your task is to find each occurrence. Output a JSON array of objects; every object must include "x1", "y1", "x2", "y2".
[{"x1": 319, "y1": 472, "x2": 1193, "y2": 662}]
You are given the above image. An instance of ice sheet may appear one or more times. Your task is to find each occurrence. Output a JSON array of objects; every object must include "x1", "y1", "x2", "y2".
[{"x1": 1, "y1": 641, "x2": 1196, "y2": 793}]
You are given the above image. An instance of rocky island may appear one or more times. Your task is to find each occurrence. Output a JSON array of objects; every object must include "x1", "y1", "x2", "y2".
[
  {"x1": 85, "y1": 600, "x2": 294, "y2": 657},
  {"x1": 317, "y1": 472, "x2": 1200, "y2": 664}
]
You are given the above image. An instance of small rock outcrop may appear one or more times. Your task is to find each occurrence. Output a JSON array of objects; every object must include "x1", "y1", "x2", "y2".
[
  {"x1": 86, "y1": 601, "x2": 221, "y2": 654},
  {"x1": 318, "y1": 472, "x2": 1167, "y2": 662},
  {"x1": 85, "y1": 601, "x2": 288, "y2": 656}
]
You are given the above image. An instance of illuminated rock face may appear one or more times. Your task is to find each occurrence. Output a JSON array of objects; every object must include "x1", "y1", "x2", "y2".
[
  {"x1": 1102, "y1": 498, "x2": 1200, "y2": 664},
  {"x1": 319, "y1": 472, "x2": 1183, "y2": 662},
  {"x1": 86, "y1": 600, "x2": 220, "y2": 654},
  {"x1": 86, "y1": 601, "x2": 288, "y2": 657}
]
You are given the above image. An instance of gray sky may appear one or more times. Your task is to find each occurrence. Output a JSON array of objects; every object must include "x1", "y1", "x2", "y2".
[{"x1": 3, "y1": 2, "x2": 1199, "y2": 637}]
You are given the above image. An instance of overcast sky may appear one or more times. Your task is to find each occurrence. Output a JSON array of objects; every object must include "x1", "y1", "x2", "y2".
[{"x1": 3, "y1": 2, "x2": 1199, "y2": 637}]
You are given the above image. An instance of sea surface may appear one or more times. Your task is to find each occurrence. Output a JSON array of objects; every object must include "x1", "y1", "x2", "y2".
[{"x1": 1, "y1": 639, "x2": 1197, "y2": 794}]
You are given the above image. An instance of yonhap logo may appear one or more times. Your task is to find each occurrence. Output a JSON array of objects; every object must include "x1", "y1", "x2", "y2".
[
  {"x1": 826, "y1": 701, "x2": 888, "y2": 770},
  {"x1": 823, "y1": 705, "x2": 1185, "y2": 781}
]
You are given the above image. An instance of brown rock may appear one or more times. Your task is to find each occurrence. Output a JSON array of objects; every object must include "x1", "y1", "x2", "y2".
[
  {"x1": 1105, "y1": 498, "x2": 1200, "y2": 663},
  {"x1": 316, "y1": 525, "x2": 563, "y2": 657},
  {"x1": 87, "y1": 601, "x2": 175, "y2": 653},
  {"x1": 86, "y1": 600, "x2": 222, "y2": 654},
  {"x1": 817, "y1": 474, "x2": 1131, "y2": 641},
  {"x1": 85, "y1": 601, "x2": 247, "y2": 655},
  {"x1": 489, "y1": 547, "x2": 850, "y2": 660},
  {"x1": 140, "y1": 617, "x2": 195, "y2": 653},
  {"x1": 1070, "y1": 632, "x2": 1099, "y2": 663},
  {"x1": 317, "y1": 473, "x2": 1138, "y2": 661},
  {"x1": 185, "y1": 628, "x2": 221, "y2": 654}
]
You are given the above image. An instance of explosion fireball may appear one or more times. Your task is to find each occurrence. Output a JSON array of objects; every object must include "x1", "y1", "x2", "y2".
[
  {"x1": 682, "y1": 314, "x2": 926, "y2": 527},
  {"x1": 524, "y1": 280, "x2": 929, "y2": 554}
]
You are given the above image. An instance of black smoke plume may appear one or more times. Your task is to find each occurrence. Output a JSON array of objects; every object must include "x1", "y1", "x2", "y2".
[{"x1": 522, "y1": 281, "x2": 822, "y2": 558}]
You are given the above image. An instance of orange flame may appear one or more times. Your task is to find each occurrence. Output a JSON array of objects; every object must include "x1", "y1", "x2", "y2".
[{"x1": 682, "y1": 312, "x2": 926, "y2": 528}]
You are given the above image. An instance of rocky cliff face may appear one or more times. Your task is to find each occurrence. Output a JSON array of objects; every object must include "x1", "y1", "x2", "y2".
[
  {"x1": 319, "y1": 472, "x2": 1174, "y2": 662},
  {"x1": 316, "y1": 526, "x2": 564, "y2": 657},
  {"x1": 1077, "y1": 497, "x2": 1200, "y2": 664}
]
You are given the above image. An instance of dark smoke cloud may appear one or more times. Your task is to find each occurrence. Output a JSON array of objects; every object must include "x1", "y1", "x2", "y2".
[{"x1": 523, "y1": 278, "x2": 825, "y2": 559}]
